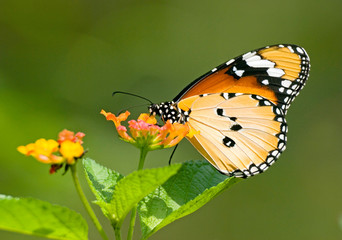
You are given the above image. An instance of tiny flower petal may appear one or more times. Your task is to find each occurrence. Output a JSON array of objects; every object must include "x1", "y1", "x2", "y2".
[
  {"x1": 160, "y1": 122, "x2": 190, "y2": 148},
  {"x1": 138, "y1": 113, "x2": 157, "y2": 125},
  {"x1": 186, "y1": 127, "x2": 200, "y2": 138},
  {"x1": 17, "y1": 143, "x2": 35, "y2": 156},
  {"x1": 60, "y1": 140, "x2": 84, "y2": 164},
  {"x1": 116, "y1": 125, "x2": 133, "y2": 141},
  {"x1": 75, "y1": 132, "x2": 85, "y2": 142},
  {"x1": 101, "y1": 109, "x2": 130, "y2": 128},
  {"x1": 58, "y1": 129, "x2": 85, "y2": 144}
]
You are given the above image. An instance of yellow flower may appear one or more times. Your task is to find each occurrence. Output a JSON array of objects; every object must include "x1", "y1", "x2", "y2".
[
  {"x1": 58, "y1": 129, "x2": 85, "y2": 164},
  {"x1": 17, "y1": 129, "x2": 86, "y2": 174},
  {"x1": 59, "y1": 140, "x2": 84, "y2": 164},
  {"x1": 17, "y1": 139, "x2": 64, "y2": 164},
  {"x1": 101, "y1": 110, "x2": 191, "y2": 151}
]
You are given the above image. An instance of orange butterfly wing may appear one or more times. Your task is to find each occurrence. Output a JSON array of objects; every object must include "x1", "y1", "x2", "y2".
[
  {"x1": 171, "y1": 44, "x2": 310, "y2": 177},
  {"x1": 174, "y1": 44, "x2": 310, "y2": 114}
]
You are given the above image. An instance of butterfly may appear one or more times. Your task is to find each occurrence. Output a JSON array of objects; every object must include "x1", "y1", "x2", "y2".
[{"x1": 149, "y1": 44, "x2": 310, "y2": 178}]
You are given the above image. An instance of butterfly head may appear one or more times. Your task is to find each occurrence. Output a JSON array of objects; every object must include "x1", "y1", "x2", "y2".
[{"x1": 148, "y1": 101, "x2": 183, "y2": 124}]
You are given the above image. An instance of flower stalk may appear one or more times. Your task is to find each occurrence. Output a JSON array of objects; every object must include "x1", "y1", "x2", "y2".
[
  {"x1": 113, "y1": 223, "x2": 122, "y2": 240},
  {"x1": 127, "y1": 148, "x2": 148, "y2": 240},
  {"x1": 70, "y1": 164, "x2": 109, "y2": 240}
]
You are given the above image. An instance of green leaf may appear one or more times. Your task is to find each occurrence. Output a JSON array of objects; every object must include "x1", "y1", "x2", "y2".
[
  {"x1": 106, "y1": 164, "x2": 182, "y2": 226},
  {"x1": 83, "y1": 158, "x2": 124, "y2": 204},
  {"x1": 0, "y1": 195, "x2": 88, "y2": 240},
  {"x1": 138, "y1": 160, "x2": 242, "y2": 239}
]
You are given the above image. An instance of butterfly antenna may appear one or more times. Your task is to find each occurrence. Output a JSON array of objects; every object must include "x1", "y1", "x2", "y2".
[
  {"x1": 117, "y1": 103, "x2": 150, "y2": 115},
  {"x1": 112, "y1": 91, "x2": 153, "y2": 105},
  {"x1": 168, "y1": 144, "x2": 179, "y2": 165}
]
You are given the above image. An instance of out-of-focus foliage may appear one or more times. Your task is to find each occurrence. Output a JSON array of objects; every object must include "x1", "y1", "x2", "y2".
[
  {"x1": 0, "y1": 195, "x2": 88, "y2": 240},
  {"x1": 1, "y1": 0, "x2": 341, "y2": 239}
]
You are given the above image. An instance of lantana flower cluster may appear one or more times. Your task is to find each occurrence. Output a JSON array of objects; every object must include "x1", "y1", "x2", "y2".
[
  {"x1": 101, "y1": 110, "x2": 195, "y2": 151},
  {"x1": 17, "y1": 129, "x2": 85, "y2": 173},
  {"x1": 17, "y1": 110, "x2": 196, "y2": 173}
]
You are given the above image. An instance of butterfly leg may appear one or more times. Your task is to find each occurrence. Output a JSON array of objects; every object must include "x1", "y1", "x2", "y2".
[{"x1": 168, "y1": 144, "x2": 179, "y2": 165}]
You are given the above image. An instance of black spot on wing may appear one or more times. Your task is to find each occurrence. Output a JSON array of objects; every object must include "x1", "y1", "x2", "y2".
[
  {"x1": 216, "y1": 108, "x2": 224, "y2": 116},
  {"x1": 223, "y1": 136, "x2": 235, "y2": 147},
  {"x1": 230, "y1": 124, "x2": 242, "y2": 131}
]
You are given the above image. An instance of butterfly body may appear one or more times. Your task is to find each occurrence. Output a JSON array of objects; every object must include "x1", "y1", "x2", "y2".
[{"x1": 149, "y1": 44, "x2": 310, "y2": 178}]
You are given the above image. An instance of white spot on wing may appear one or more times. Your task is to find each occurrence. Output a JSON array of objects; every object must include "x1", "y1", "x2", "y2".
[
  {"x1": 250, "y1": 166, "x2": 259, "y2": 174},
  {"x1": 259, "y1": 163, "x2": 268, "y2": 171},
  {"x1": 244, "y1": 55, "x2": 261, "y2": 62},
  {"x1": 226, "y1": 59, "x2": 235, "y2": 65},
  {"x1": 247, "y1": 59, "x2": 275, "y2": 68},
  {"x1": 222, "y1": 93, "x2": 229, "y2": 99},
  {"x1": 261, "y1": 79, "x2": 269, "y2": 85},
  {"x1": 291, "y1": 84, "x2": 298, "y2": 90},
  {"x1": 242, "y1": 51, "x2": 257, "y2": 60},
  {"x1": 267, "y1": 68, "x2": 285, "y2": 77},
  {"x1": 276, "y1": 117, "x2": 283, "y2": 122},
  {"x1": 235, "y1": 70, "x2": 245, "y2": 77},
  {"x1": 296, "y1": 47, "x2": 304, "y2": 54},
  {"x1": 233, "y1": 172, "x2": 244, "y2": 177},
  {"x1": 281, "y1": 80, "x2": 292, "y2": 88},
  {"x1": 211, "y1": 68, "x2": 217, "y2": 72},
  {"x1": 286, "y1": 89, "x2": 293, "y2": 94},
  {"x1": 287, "y1": 46, "x2": 294, "y2": 53}
]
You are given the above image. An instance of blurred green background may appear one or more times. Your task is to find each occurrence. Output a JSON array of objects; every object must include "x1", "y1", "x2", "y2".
[{"x1": 1, "y1": 0, "x2": 342, "y2": 239}]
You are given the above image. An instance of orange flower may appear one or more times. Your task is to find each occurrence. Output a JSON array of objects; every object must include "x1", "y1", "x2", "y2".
[
  {"x1": 101, "y1": 110, "x2": 191, "y2": 151},
  {"x1": 17, "y1": 129, "x2": 86, "y2": 173},
  {"x1": 58, "y1": 129, "x2": 85, "y2": 144}
]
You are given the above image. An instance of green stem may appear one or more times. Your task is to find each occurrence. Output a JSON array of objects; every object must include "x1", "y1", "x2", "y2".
[
  {"x1": 127, "y1": 205, "x2": 137, "y2": 240},
  {"x1": 138, "y1": 148, "x2": 148, "y2": 170},
  {"x1": 113, "y1": 223, "x2": 122, "y2": 240},
  {"x1": 70, "y1": 164, "x2": 109, "y2": 240},
  {"x1": 127, "y1": 148, "x2": 148, "y2": 240}
]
